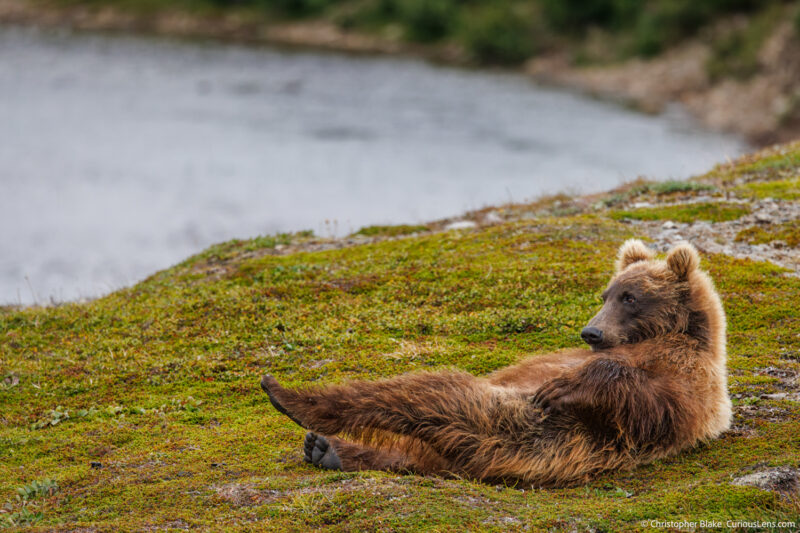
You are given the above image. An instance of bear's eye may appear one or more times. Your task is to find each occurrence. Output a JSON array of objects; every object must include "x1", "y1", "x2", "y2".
[{"x1": 622, "y1": 293, "x2": 636, "y2": 304}]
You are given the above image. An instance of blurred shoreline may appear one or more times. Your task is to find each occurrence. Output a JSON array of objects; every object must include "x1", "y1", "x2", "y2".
[{"x1": 2, "y1": 0, "x2": 799, "y2": 146}]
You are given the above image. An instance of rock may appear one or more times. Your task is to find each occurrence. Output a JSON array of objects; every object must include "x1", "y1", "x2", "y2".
[
  {"x1": 444, "y1": 220, "x2": 477, "y2": 231},
  {"x1": 732, "y1": 467, "x2": 800, "y2": 497},
  {"x1": 484, "y1": 211, "x2": 503, "y2": 224},
  {"x1": 759, "y1": 393, "x2": 788, "y2": 400},
  {"x1": 632, "y1": 202, "x2": 652, "y2": 208},
  {"x1": 755, "y1": 212, "x2": 773, "y2": 223}
]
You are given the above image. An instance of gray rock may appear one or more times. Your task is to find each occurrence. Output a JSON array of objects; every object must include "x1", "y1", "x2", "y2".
[
  {"x1": 444, "y1": 220, "x2": 477, "y2": 231},
  {"x1": 755, "y1": 212, "x2": 774, "y2": 223},
  {"x1": 732, "y1": 467, "x2": 800, "y2": 497},
  {"x1": 484, "y1": 211, "x2": 503, "y2": 224}
]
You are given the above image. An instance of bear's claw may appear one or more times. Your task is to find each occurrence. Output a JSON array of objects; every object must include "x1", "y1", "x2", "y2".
[
  {"x1": 304, "y1": 432, "x2": 342, "y2": 470},
  {"x1": 260, "y1": 374, "x2": 306, "y2": 428}
]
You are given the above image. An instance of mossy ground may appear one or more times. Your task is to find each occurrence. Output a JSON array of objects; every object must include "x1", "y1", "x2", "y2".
[
  {"x1": 609, "y1": 202, "x2": 751, "y2": 224},
  {"x1": 2, "y1": 143, "x2": 800, "y2": 531},
  {"x1": 735, "y1": 220, "x2": 800, "y2": 248}
]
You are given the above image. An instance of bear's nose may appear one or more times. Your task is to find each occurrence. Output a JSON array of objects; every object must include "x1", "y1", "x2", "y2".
[{"x1": 581, "y1": 327, "x2": 603, "y2": 345}]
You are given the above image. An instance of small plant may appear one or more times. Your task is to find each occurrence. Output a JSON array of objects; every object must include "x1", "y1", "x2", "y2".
[
  {"x1": 169, "y1": 396, "x2": 204, "y2": 413},
  {"x1": 0, "y1": 373, "x2": 19, "y2": 390},
  {"x1": 16, "y1": 479, "x2": 58, "y2": 502},
  {"x1": 76, "y1": 407, "x2": 98, "y2": 419},
  {"x1": 31, "y1": 407, "x2": 69, "y2": 430},
  {"x1": 4, "y1": 507, "x2": 44, "y2": 528},
  {"x1": 2, "y1": 479, "x2": 57, "y2": 529}
]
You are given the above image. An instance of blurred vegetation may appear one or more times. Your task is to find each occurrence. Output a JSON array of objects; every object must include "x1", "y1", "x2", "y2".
[
  {"x1": 50, "y1": 0, "x2": 800, "y2": 65},
  {"x1": 184, "y1": 0, "x2": 800, "y2": 63}
]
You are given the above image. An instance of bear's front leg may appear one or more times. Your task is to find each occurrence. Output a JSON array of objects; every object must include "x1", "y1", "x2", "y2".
[{"x1": 529, "y1": 358, "x2": 687, "y2": 447}]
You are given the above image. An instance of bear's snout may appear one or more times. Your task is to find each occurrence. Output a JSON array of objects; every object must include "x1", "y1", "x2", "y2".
[{"x1": 581, "y1": 326, "x2": 603, "y2": 346}]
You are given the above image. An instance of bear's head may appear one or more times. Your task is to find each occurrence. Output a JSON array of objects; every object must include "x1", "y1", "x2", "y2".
[{"x1": 581, "y1": 239, "x2": 703, "y2": 351}]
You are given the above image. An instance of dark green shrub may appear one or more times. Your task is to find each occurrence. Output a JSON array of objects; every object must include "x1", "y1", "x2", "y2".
[
  {"x1": 629, "y1": 0, "x2": 765, "y2": 58},
  {"x1": 632, "y1": 11, "x2": 668, "y2": 57},
  {"x1": 539, "y1": 0, "x2": 641, "y2": 32},
  {"x1": 269, "y1": 0, "x2": 337, "y2": 17},
  {"x1": 795, "y1": 5, "x2": 800, "y2": 34},
  {"x1": 540, "y1": 0, "x2": 616, "y2": 31},
  {"x1": 397, "y1": 0, "x2": 456, "y2": 42},
  {"x1": 207, "y1": 0, "x2": 338, "y2": 16},
  {"x1": 459, "y1": 5, "x2": 536, "y2": 64}
]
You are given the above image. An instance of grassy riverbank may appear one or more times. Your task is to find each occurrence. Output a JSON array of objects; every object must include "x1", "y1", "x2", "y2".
[{"x1": 1, "y1": 143, "x2": 799, "y2": 530}]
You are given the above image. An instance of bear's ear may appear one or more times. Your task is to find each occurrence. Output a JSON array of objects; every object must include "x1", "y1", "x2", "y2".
[
  {"x1": 616, "y1": 239, "x2": 654, "y2": 272},
  {"x1": 666, "y1": 242, "x2": 700, "y2": 280}
]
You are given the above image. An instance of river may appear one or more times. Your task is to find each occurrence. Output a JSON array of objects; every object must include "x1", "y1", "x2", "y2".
[{"x1": 0, "y1": 25, "x2": 747, "y2": 305}]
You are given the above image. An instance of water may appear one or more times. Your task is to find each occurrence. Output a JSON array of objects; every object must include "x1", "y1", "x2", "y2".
[{"x1": 0, "y1": 25, "x2": 747, "y2": 305}]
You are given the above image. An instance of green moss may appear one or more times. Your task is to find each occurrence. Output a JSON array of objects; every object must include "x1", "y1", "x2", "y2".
[
  {"x1": 735, "y1": 220, "x2": 800, "y2": 248},
  {"x1": 353, "y1": 224, "x2": 428, "y2": 237},
  {"x1": 647, "y1": 180, "x2": 715, "y2": 195},
  {"x1": 610, "y1": 202, "x2": 750, "y2": 223},
  {"x1": 720, "y1": 149, "x2": 800, "y2": 185},
  {"x1": 735, "y1": 177, "x2": 800, "y2": 201},
  {"x1": 1, "y1": 143, "x2": 799, "y2": 530}
]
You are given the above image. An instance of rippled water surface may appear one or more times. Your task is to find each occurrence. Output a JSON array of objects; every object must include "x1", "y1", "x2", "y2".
[{"x1": 0, "y1": 25, "x2": 747, "y2": 304}]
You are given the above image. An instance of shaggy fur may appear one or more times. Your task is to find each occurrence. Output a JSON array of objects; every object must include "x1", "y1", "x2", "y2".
[{"x1": 261, "y1": 240, "x2": 731, "y2": 487}]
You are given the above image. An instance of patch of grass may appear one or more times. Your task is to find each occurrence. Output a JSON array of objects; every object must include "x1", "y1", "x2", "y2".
[
  {"x1": 189, "y1": 230, "x2": 314, "y2": 264},
  {"x1": 735, "y1": 220, "x2": 800, "y2": 248},
  {"x1": 353, "y1": 224, "x2": 428, "y2": 237},
  {"x1": 647, "y1": 180, "x2": 715, "y2": 196},
  {"x1": 733, "y1": 151, "x2": 800, "y2": 177},
  {"x1": 610, "y1": 202, "x2": 750, "y2": 223},
  {"x1": 600, "y1": 179, "x2": 716, "y2": 207},
  {"x1": 735, "y1": 177, "x2": 800, "y2": 201}
]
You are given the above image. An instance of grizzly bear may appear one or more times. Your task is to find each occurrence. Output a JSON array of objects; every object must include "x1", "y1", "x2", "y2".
[{"x1": 261, "y1": 239, "x2": 731, "y2": 486}]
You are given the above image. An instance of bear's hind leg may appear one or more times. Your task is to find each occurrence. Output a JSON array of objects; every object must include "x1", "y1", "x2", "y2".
[
  {"x1": 261, "y1": 373, "x2": 550, "y2": 481},
  {"x1": 304, "y1": 432, "x2": 342, "y2": 470},
  {"x1": 303, "y1": 432, "x2": 451, "y2": 476}
]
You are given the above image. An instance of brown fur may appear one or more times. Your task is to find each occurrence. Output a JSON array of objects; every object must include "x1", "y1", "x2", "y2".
[{"x1": 261, "y1": 240, "x2": 731, "y2": 487}]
